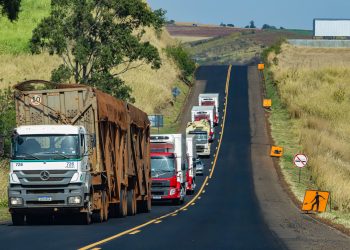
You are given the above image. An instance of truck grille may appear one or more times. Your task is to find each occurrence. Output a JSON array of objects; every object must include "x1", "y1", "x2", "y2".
[
  {"x1": 152, "y1": 180, "x2": 170, "y2": 188},
  {"x1": 27, "y1": 200, "x2": 65, "y2": 205},
  {"x1": 14, "y1": 170, "x2": 75, "y2": 186}
]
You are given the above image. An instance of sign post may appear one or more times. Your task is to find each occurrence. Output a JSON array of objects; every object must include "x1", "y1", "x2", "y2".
[
  {"x1": 293, "y1": 153, "x2": 308, "y2": 183},
  {"x1": 148, "y1": 115, "x2": 164, "y2": 133}
]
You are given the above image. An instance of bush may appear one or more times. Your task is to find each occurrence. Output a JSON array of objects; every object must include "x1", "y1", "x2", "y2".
[
  {"x1": 261, "y1": 38, "x2": 285, "y2": 65},
  {"x1": 0, "y1": 88, "x2": 15, "y2": 157},
  {"x1": 165, "y1": 45, "x2": 196, "y2": 83}
]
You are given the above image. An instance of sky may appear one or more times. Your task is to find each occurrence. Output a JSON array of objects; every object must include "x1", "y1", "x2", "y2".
[{"x1": 147, "y1": 0, "x2": 350, "y2": 30}]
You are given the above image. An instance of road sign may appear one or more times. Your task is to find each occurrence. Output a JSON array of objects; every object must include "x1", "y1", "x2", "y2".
[
  {"x1": 258, "y1": 64, "x2": 265, "y2": 70},
  {"x1": 270, "y1": 146, "x2": 283, "y2": 157},
  {"x1": 30, "y1": 95, "x2": 41, "y2": 106},
  {"x1": 293, "y1": 154, "x2": 308, "y2": 168},
  {"x1": 302, "y1": 190, "x2": 330, "y2": 213},
  {"x1": 263, "y1": 99, "x2": 272, "y2": 108},
  {"x1": 148, "y1": 115, "x2": 164, "y2": 128},
  {"x1": 172, "y1": 87, "x2": 181, "y2": 98}
]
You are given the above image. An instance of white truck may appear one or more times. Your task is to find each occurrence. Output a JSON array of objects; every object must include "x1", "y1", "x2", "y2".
[
  {"x1": 7, "y1": 80, "x2": 151, "y2": 225},
  {"x1": 150, "y1": 134, "x2": 187, "y2": 204},
  {"x1": 186, "y1": 120, "x2": 211, "y2": 157},
  {"x1": 199, "y1": 93, "x2": 219, "y2": 126},
  {"x1": 191, "y1": 106, "x2": 215, "y2": 141},
  {"x1": 185, "y1": 135, "x2": 197, "y2": 194}
]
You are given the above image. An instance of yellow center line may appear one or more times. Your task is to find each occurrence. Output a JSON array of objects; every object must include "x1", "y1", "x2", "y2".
[
  {"x1": 129, "y1": 230, "x2": 141, "y2": 235},
  {"x1": 154, "y1": 220, "x2": 162, "y2": 224},
  {"x1": 209, "y1": 64, "x2": 231, "y2": 179},
  {"x1": 78, "y1": 65, "x2": 232, "y2": 250}
]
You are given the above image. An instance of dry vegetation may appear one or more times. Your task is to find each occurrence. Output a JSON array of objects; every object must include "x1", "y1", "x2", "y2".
[{"x1": 269, "y1": 44, "x2": 350, "y2": 211}]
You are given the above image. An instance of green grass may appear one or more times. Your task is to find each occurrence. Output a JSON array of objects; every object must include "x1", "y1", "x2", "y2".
[
  {"x1": 0, "y1": 0, "x2": 50, "y2": 54},
  {"x1": 151, "y1": 81, "x2": 190, "y2": 134},
  {"x1": 284, "y1": 29, "x2": 313, "y2": 36},
  {"x1": 265, "y1": 67, "x2": 350, "y2": 229},
  {"x1": 0, "y1": 207, "x2": 10, "y2": 223},
  {"x1": 265, "y1": 70, "x2": 317, "y2": 200}
]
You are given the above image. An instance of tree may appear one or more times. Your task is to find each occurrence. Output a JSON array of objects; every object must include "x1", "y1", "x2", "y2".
[
  {"x1": 249, "y1": 20, "x2": 256, "y2": 29},
  {"x1": 227, "y1": 24, "x2": 234, "y2": 27},
  {"x1": 30, "y1": 0, "x2": 166, "y2": 102},
  {"x1": 262, "y1": 24, "x2": 277, "y2": 30},
  {"x1": 0, "y1": 0, "x2": 21, "y2": 21}
]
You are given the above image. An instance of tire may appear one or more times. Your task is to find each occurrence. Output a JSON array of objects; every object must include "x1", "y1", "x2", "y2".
[
  {"x1": 117, "y1": 187, "x2": 127, "y2": 218},
  {"x1": 80, "y1": 212, "x2": 92, "y2": 225},
  {"x1": 11, "y1": 213, "x2": 24, "y2": 226},
  {"x1": 102, "y1": 191, "x2": 109, "y2": 221},
  {"x1": 137, "y1": 196, "x2": 151, "y2": 213},
  {"x1": 127, "y1": 189, "x2": 136, "y2": 216}
]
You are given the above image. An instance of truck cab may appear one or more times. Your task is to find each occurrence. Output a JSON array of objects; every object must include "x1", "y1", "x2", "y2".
[
  {"x1": 8, "y1": 125, "x2": 91, "y2": 224},
  {"x1": 150, "y1": 134, "x2": 186, "y2": 204},
  {"x1": 186, "y1": 120, "x2": 211, "y2": 157}
]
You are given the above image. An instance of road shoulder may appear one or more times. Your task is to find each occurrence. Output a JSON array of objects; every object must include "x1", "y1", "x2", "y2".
[{"x1": 248, "y1": 66, "x2": 350, "y2": 249}]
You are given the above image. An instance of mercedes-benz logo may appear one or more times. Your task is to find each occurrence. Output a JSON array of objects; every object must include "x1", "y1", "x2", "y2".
[{"x1": 40, "y1": 171, "x2": 50, "y2": 181}]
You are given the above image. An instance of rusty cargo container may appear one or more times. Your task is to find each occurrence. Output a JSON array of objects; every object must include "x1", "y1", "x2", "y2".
[{"x1": 8, "y1": 80, "x2": 151, "y2": 225}]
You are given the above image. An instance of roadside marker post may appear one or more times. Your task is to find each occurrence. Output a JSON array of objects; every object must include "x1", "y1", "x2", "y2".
[
  {"x1": 293, "y1": 153, "x2": 308, "y2": 183},
  {"x1": 258, "y1": 63, "x2": 265, "y2": 71}
]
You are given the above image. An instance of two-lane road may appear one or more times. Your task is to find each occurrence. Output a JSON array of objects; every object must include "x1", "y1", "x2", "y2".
[{"x1": 0, "y1": 65, "x2": 348, "y2": 250}]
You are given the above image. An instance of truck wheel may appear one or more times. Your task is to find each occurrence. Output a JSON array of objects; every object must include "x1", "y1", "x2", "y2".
[
  {"x1": 11, "y1": 213, "x2": 25, "y2": 226},
  {"x1": 117, "y1": 188, "x2": 127, "y2": 217},
  {"x1": 80, "y1": 212, "x2": 92, "y2": 225},
  {"x1": 127, "y1": 189, "x2": 136, "y2": 216},
  {"x1": 102, "y1": 191, "x2": 109, "y2": 221}
]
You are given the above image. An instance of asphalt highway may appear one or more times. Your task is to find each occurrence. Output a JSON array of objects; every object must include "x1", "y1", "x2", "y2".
[{"x1": 3, "y1": 65, "x2": 346, "y2": 249}]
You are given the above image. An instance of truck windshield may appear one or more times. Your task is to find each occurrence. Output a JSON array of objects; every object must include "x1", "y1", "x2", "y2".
[
  {"x1": 191, "y1": 133, "x2": 208, "y2": 144},
  {"x1": 151, "y1": 156, "x2": 175, "y2": 178},
  {"x1": 12, "y1": 135, "x2": 80, "y2": 160}
]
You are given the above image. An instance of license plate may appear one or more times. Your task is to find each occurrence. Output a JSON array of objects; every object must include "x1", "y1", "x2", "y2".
[
  {"x1": 152, "y1": 196, "x2": 162, "y2": 200},
  {"x1": 38, "y1": 196, "x2": 52, "y2": 202}
]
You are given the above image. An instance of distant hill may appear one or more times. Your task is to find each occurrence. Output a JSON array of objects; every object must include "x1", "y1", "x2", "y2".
[{"x1": 180, "y1": 28, "x2": 312, "y2": 65}]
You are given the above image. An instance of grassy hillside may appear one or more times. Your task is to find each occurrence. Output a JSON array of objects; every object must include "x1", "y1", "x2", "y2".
[
  {"x1": 186, "y1": 29, "x2": 312, "y2": 65},
  {"x1": 0, "y1": 0, "x2": 189, "y2": 215},
  {"x1": 267, "y1": 43, "x2": 350, "y2": 227}
]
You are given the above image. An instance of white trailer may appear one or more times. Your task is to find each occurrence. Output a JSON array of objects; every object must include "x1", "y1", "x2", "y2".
[
  {"x1": 185, "y1": 135, "x2": 197, "y2": 194},
  {"x1": 198, "y1": 93, "x2": 219, "y2": 125},
  {"x1": 191, "y1": 106, "x2": 216, "y2": 139},
  {"x1": 314, "y1": 19, "x2": 350, "y2": 37}
]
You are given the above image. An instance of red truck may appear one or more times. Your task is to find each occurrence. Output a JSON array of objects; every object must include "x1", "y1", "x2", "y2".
[{"x1": 150, "y1": 134, "x2": 186, "y2": 204}]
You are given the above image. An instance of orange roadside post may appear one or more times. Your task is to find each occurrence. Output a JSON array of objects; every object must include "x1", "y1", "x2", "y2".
[
  {"x1": 270, "y1": 146, "x2": 283, "y2": 157},
  {"x1": 258, "y1": 63, "x2": 265, "y2": 70},
  {"x1": 263, "y1": 99, "x2": 272, "y2": 108}
]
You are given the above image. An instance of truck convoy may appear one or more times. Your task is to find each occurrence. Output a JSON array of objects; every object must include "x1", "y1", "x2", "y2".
[
  {"x1": 191, "y1": 106, "x2": 215, "y2": 141},
  {"x1": 150, "y1": 134, "x2": 186, "y2": 204},
  {"x1": 186, "y1": 120, "x2": 211, "y2": 157},
  {"x1": 185, "y1": 135, "x2": 197, "y2": 194},
  {"x1": 8, "y1": 80, "x2": 151, "y2": 225},
  {"x1": 198, "y1": 93, "x2": 219, "y2": 126}
]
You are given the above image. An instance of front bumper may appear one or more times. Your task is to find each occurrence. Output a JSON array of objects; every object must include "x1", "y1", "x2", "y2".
[
  {"x1": 8, "y1": 183, "x2": 86, "y2": 212},
  {"x1": 151, "y1": 187, "x2": 181, "y2": 200}
]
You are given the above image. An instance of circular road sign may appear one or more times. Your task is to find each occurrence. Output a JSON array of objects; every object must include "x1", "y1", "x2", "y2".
[{"x1": 293, "y1": 154, "x2": 308, "y2": 168}]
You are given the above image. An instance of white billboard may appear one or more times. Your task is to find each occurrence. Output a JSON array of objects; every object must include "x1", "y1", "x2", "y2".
[{"x1": 314, "y1": 19, "x2": 350, "y2": 37}]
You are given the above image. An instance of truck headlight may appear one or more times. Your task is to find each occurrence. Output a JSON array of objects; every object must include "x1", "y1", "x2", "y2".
[
  {"x1": 10, "y1": 197, "x2": 23, "y2": 206},
  {"x1": 68, "y1": 196, "x2": 82, "y2": 204},
  {"x1": 169, "y1": 188, "x2": 176, "y2": 196}
]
